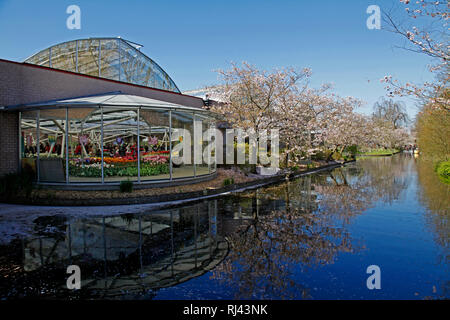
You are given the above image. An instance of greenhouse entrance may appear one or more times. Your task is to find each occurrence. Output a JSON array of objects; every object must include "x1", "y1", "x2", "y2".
[{"x1": 16, "y1": 93, "x2": 217, "y2": 187}]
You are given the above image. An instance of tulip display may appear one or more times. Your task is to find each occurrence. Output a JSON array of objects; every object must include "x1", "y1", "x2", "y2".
[{"x1": 69, "y1": 152, "x2": 170, "y2": 178}]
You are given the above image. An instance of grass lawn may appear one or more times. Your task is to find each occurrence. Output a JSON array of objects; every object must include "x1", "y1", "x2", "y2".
[{"x1": 358, "y1": 149, "x2": 400, "y2": 156}]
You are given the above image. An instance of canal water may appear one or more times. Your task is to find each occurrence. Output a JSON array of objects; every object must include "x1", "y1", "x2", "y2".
[{"x1": 0, "y1": 154, "x2": 448, "y2": 300}]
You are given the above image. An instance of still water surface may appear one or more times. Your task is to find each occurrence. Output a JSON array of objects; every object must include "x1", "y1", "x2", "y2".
[{"x1": 0, "y1": 154, "x2": 448, "y2": 299}]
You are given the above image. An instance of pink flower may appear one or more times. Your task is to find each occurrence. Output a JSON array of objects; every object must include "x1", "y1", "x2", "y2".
[{"x1": 149, "y1": 136, "x2": 158, "y2": 145}]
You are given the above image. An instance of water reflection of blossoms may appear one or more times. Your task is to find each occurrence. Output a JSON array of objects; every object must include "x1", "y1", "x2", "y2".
[
  {"x1": 213, "y1": 206, "x2": 354, "y2": 299},
  {"x1": 212, "y1": 179, "x2": 356, "y2": 298},
  {"x1": 212, "y1": 158, "x2": 411, "y2": 299}
]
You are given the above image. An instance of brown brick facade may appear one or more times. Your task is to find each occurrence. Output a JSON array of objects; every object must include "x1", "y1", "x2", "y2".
[{"x1": 0, "y1": 112, "x2": 19, "y2": 176}]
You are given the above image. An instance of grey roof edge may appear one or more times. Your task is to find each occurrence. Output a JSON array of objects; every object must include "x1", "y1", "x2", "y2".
[
  {"x1": 5, "y1": 92, "x2": 218, "y2": 116},
  {"x1": 3, "y1": 91, "x2": 122, "y2": 110}
]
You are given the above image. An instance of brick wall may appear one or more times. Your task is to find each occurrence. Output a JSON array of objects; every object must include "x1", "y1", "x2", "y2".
[
  {"x1": 0, "y1": 59, "x2": 204, "y2": 108},
  {"x1": 0, "y1": 112, "x2": 19, "y2": 176}
]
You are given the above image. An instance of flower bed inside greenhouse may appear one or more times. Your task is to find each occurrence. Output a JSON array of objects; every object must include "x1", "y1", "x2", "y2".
[{"x1": 69, "y1": 152, "x2": 169, "y2": 178}]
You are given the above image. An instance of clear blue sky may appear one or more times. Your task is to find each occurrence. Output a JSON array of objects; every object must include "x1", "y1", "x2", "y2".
[{"x1": 0, "y1": 0, "x2": 435, "y2": 118}]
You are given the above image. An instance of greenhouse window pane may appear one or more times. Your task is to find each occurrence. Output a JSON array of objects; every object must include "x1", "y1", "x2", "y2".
[
  {"x1": 51, "y1": 42, "x2": 77, "y2": 72},
  {"x1": 24, "y1": 38, "x2": 181, "y2": 92},
  {"x1": 26, "y1": 48, "x2": 50, "y2": 67},
  {"x1": 100, "y1": 39, "x2": 120, "y2": 80},
  {"x1": 77, "y1": 39, "x2": 100, "y2": 77}
]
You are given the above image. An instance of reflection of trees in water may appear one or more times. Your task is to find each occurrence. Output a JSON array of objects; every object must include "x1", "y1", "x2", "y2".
[
  {"x1": 355, "y1": 156, "x2": 411, "y2": 204},
  {"x1": 213, "y1": 156, "x2": 413, "y2": 299},
  {"x1": 416, "y1": 159, "x2": 449, "y2": 265},
  {"x1": 314, "y1": 169, "x2": 374, "y2": 225},
  {"x1": 212, "y1": 173, "x2": 361, "y2": 299},
  {"x1": 316, "y1": 156, "x2": 413, "y2": 225},
  {"x1": 214, "y1": 156, "x2": 448, "y2": 299},
  {"x1": 314, "y1": 157, "x2": 410, "y2": 224},
  {"x1": 212, "y1": 206, "x2": 354, "y2": 299}
]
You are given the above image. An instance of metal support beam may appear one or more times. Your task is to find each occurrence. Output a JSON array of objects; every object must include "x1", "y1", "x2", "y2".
[
  {"x1": 98, "y1": 39, "x2": 101, "y2": 77},
  {"x1": 169, "y1": 110, "x2": 172, "y2": 181},
  {"x1": 36, "y1": 110, "x2": 40, "y2": 182},
  {"x1": 118, "y1": 38, "x2": 121, "y2": 81},
  {"x1": 65, "y1": 108, "x2": 69, "y2": 184},
  {"x1": 193, "y1": 113, "x2": 196, "y2": 178},
  {"x1": 18, "y1": 112, "x2": 22, "y2": 173},
  {"x1": 75, "y1": 40, "x2": 78, "y2": 72},
  {"x1": 101, "y1": 107, "x2": 104, "y2": 184},
  {"x1": 137, "y1": 108, "x2": 141, "y2": 183}
]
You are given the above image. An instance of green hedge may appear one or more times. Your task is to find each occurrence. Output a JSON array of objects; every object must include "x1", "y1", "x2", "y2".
[
  {"x1": 223, "y1": 177, "x2": 235, "y2": 186},
  {"x1": 120, "y1": 180, "x2": 133, "y2": 193},
  {"x1": 436, "y1": 161, "x2": 450, "y2": 185},
  {"x1": 0, "y1": 170, "x2": 34, "y2": 199}
]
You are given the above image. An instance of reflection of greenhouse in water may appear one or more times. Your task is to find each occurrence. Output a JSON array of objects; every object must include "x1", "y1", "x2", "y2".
[{"x1": 23, "y1": 201, "x2": 228, "y2": 298}]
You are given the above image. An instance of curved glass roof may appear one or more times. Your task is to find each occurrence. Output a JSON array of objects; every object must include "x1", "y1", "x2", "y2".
[{"x1": 24, "y1": 37, "x2": 180, "y2": 93}]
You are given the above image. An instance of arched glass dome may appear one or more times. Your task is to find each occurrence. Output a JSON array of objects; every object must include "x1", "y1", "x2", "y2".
[{"x1": 24, "y1": 37, "x2": 181, "y2": 93}]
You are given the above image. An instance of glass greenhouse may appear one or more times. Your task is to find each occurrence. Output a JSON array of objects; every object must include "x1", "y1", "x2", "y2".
[
  {"x1": 17, "y1": 93, "x2": 217, "y2": 186},
  {"x1": 25, "y1": 37, "x2": 180, "y2": 93}
]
